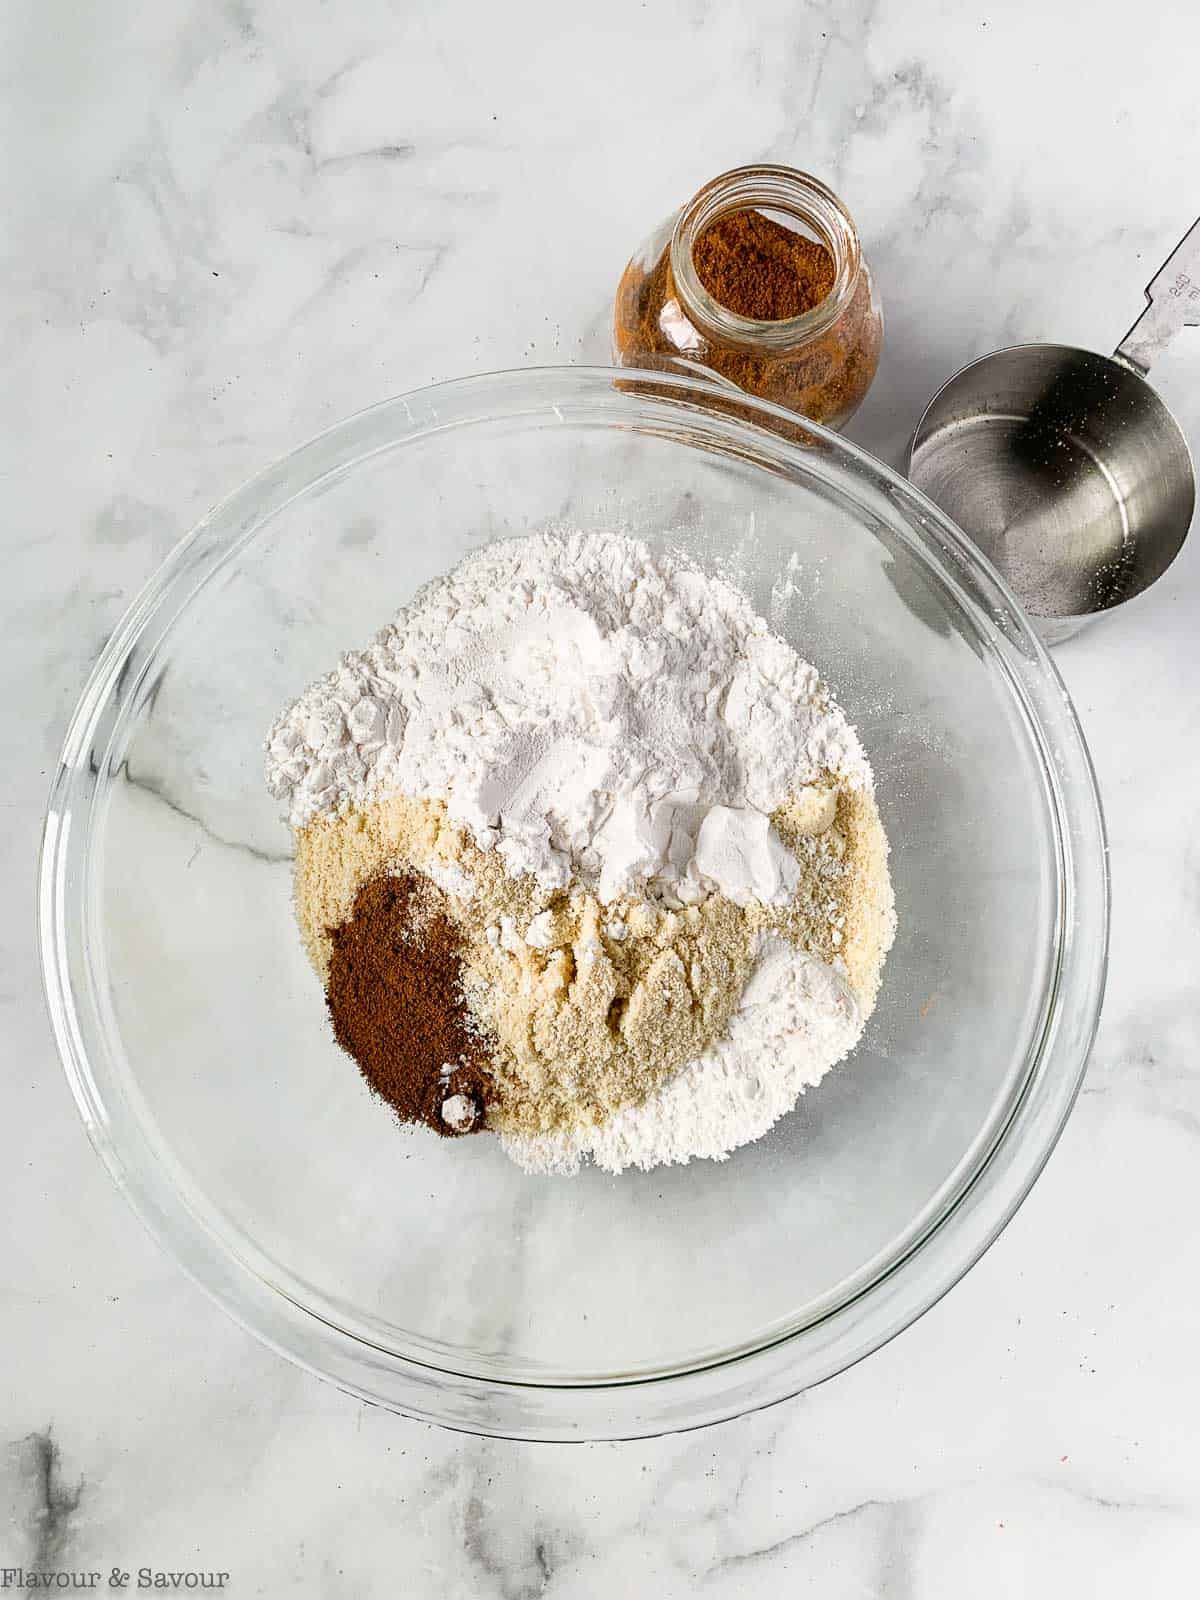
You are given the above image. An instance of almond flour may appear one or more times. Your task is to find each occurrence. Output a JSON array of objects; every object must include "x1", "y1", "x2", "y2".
[{"x1": 291, "y1": 777, "x2": 893, "y2": 1150}]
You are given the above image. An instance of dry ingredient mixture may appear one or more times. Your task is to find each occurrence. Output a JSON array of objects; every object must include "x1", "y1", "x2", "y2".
[
  {"x1": 266, "y1": 530, "x2": 896, "y2": 1175},
  {"x1": 613, "y1": 204, "x2": 882, "y2": 427}
]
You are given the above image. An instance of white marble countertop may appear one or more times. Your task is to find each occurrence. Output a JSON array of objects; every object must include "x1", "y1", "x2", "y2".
[{"x1": 5, "y1": 0, "x2": 1200, "y2": 1592}]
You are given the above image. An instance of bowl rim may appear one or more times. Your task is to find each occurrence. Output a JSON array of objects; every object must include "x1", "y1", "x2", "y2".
[{"x1": 39, "y1": 365, "x2": 1109, "y2": 1440}]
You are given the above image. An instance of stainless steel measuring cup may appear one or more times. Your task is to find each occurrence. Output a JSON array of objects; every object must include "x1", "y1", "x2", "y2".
[{"x1": 908, "y1": 220, "x2": 1199, "y2": 644}]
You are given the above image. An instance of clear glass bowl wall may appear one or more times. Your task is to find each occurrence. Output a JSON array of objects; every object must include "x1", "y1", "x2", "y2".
[{"x1": 41, "y1": 369, "x2": 1107, "y2": 1440}]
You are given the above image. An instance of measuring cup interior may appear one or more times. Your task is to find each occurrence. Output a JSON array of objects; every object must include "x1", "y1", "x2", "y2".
[{"x1": 908, "y1": 343, "x2": 1193, "y2": 633}]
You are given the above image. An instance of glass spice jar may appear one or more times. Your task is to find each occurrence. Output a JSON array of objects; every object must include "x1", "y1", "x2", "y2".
[{"x1": 613, "y1": 165, "x2": 883, "y2": 430}]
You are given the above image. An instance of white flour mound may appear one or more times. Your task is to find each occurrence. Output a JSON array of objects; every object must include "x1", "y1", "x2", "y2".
[
  {"x1": 265, "y1": 530, "x2": 868, "y2": 909},
  {"x1": 502, "y1": 935, "x2": 863, "y2": 1175}
]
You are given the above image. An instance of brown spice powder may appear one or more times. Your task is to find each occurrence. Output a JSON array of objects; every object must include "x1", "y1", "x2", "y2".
[
  {"x1": 325, "y1": 872, "x2": 495, "y2": 1136},
  {"x1": 692, "y1": 209, "x2": 835, "y2": 320}
]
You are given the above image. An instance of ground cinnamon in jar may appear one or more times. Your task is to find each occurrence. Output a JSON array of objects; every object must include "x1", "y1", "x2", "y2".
[
  {"x1": 613, "y1": 168, "x2": 883, "y2": 428},
  {"x1": 692, "y1": 210, "x2": 836, "y2": 321},
  {"x1": 325, "y1": 871, "x2": 495, "y2": 1136}
]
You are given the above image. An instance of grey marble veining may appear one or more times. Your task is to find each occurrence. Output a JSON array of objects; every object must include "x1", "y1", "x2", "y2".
[{"x1": 5, "y1": 0, "x2": 1200, "y2": 1592}]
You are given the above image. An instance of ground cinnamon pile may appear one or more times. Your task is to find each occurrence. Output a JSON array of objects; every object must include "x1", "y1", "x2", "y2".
[
  {"x1": 693, "y1": 210, "x2": 835, "y2": 320},
  {"x1": 326, "y1": 872, "x2": 494, "y2": 1136}
]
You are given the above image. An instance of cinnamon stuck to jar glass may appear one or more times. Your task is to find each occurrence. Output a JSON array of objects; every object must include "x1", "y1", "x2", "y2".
[{"x1": 613, "y1": 165, "x2": 882, "y2": 430}]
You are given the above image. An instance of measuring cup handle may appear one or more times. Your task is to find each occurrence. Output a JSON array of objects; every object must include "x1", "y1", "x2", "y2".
[{"x1": 1114, "y1": 216, "x2": 1200, "y2": 374}]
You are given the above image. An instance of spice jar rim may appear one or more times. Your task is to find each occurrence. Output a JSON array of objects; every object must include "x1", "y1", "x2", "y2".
[{"x1": 669, "y1": 165, "x2": 863, "y2": 352}]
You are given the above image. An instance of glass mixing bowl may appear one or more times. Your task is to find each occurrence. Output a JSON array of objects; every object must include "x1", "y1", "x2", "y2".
[{"x1": 40, "y1": 368, "x2": 1107, "y2": 1440}]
